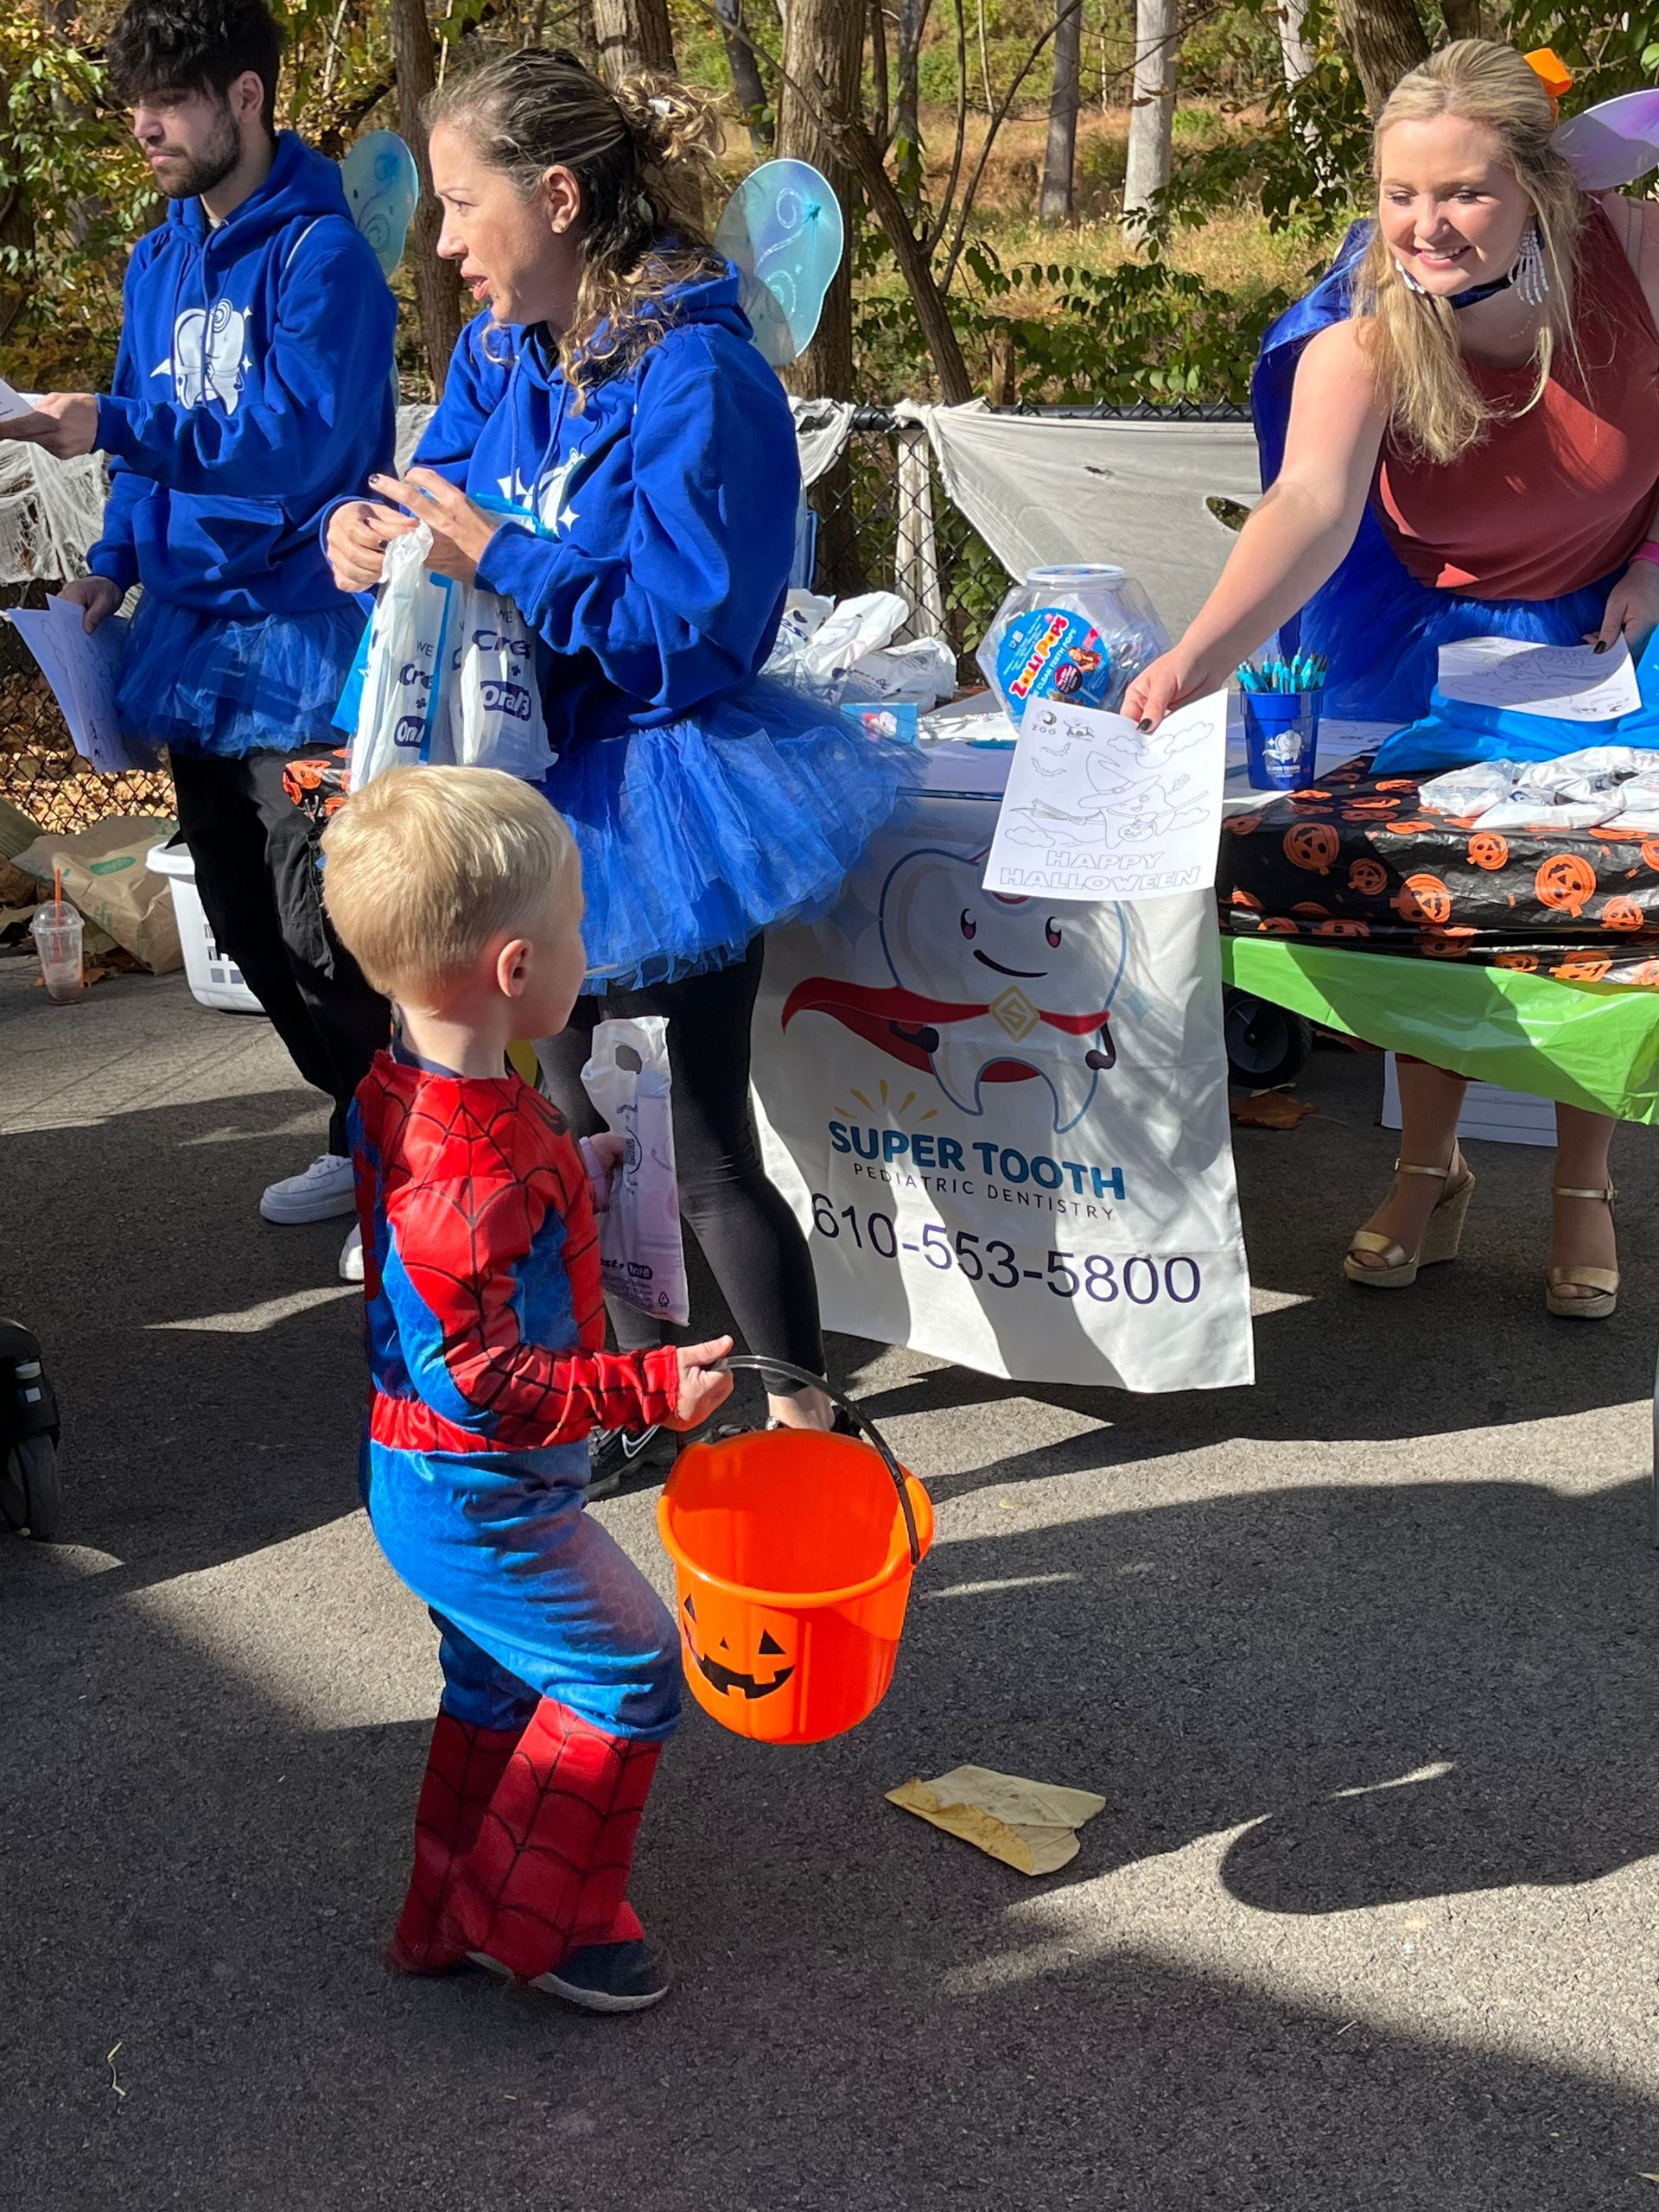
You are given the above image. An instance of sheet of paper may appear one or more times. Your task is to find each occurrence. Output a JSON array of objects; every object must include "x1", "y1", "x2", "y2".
[
  {"x1": 6, "y1": 598, "x2": 135, "y2": 772},
  {"x1": 1435, "y1": 634, "x2": 1641, "y2": 722},
  {"x1": 0, "y1": 375, "x2": 34, "y2": 422},
  {"x1": 981, "y1": 690, "x2": 1227, "y2": 904}
]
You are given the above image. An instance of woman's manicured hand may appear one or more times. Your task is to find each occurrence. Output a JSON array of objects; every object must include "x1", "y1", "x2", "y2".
[
  {"x1": 327, "y1": 499, "x2": 412, "y2": 594},
  {"x1": 1122, "y1": 647, "x2": 1212, "y2": 730},
  {"x1": 368, "y1": 467, "x2": 499, "y2": 585},
  {"x1": 0, "y1": 394, "x2": 100, "y2": 458},
  {"x1": 1588, "y1": 558, "x2": 1659, "y2": 657}
]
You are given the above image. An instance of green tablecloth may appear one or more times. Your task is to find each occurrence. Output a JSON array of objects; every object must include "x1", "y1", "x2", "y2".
[{"x1": 1222, "y1": 937, "x2": 1659, "y2": 1125}]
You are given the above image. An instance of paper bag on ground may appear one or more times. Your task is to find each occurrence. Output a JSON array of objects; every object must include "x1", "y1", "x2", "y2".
[
  {"x1": 887, "y1": 1764, "x2": 1106, "y2": 1875},
  {"x1": 15, "y1": 816, "x2": 182, "y2": 973},
  {"x1": 580, "y1": 1016, "x2": 690, "y2": 1326}
]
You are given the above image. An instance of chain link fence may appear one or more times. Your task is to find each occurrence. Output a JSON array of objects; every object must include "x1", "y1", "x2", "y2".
[{"x1": 0, "y1": 581, "x2": 175, "y2": 837}]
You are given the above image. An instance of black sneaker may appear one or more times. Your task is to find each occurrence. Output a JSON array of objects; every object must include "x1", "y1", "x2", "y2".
[
  {"x1": 537, "y1": 1937, "x2": 672, "y2": 2014},
  {"x1": 587, "y1": 1423, "x2": 681, "y2": 1499}
]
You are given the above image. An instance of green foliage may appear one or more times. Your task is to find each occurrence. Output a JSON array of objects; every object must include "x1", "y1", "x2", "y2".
[
  {"x1": 1, "y1": 4, "x2": 155, "y2": 385},
  {"x1": 854, "y1": 225, "x2": 1294, "y2": 407},
  {"x1": 1145, "y1": 3, "x2": 1370, "y2": 251}
]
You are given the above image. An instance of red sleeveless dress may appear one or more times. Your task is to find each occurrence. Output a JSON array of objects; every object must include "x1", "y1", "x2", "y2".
[{"x1": 1375, "y1": 202, "x2": 1659, "y2": 600}]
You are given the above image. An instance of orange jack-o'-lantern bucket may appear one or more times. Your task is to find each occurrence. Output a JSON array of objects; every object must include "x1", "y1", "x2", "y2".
[{"x1": 657, "y1": 1357, "x2": 933, "y2": 1745}]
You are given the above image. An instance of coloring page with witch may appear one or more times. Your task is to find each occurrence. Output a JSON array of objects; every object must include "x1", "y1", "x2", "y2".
[{"x1": 982, "y1": 692, "x2": 1228, "y2": 904}]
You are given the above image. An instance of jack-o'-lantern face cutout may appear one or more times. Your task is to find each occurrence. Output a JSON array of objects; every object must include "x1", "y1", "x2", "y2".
[
  {"x1": 1291, "y1": 900, "x2": 1331, "y2": 918},
  {"x1": 1625, "y1": 957, "x2": 1659, "y2": 988},
  {"x1": 1493, "y1": 950, "x2": 1539, "y2": 971},
  {"x1": 1643, "y1": 840, "x2": 1659, "y2": 874},
  {"x1": 1421, "y1": 927, "x2": 1474, "y2": 958},
  {"x1": 1227, "y1": 814, "x2": 1263, "y2": 838},
  {"x1": 681, "y1": 1592, "x2": 796, "y2": 1702},
  {"x1": 1395, "y1": 873, "x2": 1453, "y2": 925},
  {"x1": 1284, "y1": 822, "x2": 1339, "y2": 874},
  {"x1": 1288, "y1": 788, "x2": 1334, "y2": 805},
  {"x1": 1316, "y1": 918, "x2": 1370, "y2": 938},
  {"x1": 1554, "y1": 954, "x2": 1613, "y2": 982},
  {"x1": 1343, "y1": 797, "x2": 1401, "y2": 817},
  {"x1": 1347, "y1": 856, "x2": 1389, "y2": 896},
  {"x1": 1600, "y1": 896, "x2": 1645, "y2": 931},
  {"x1": 1467, "y1": 831, "x2": 1509, "y2": 872},
  {"x1": 1255, "y1": 916, "x2": 1300, "y2": 935},
  {"x1": 1230, "y1": 887, "x2": 1262, "y2": 912},
  {"x1": 1535, "y1": 853, "x2": 1598, "y2": 916}
]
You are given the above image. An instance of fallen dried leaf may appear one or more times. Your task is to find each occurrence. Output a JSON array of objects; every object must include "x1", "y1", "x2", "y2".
[{"x1": 1230, "y1": 1090, "x2": 1317, "y2": 1129}]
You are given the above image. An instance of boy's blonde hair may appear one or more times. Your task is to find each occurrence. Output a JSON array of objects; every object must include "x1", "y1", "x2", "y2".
[{"x1": 321, "y1": 766, "x2": 581, "y2": 1001}]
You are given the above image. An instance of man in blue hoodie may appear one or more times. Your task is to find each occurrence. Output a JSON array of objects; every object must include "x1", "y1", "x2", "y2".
[{"x1": 3, "y1": 0, "x2": 395, "y2": 1263}]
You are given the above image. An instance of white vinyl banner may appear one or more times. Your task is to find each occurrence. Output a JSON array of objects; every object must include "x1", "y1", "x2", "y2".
[{"x1": 753, "y1": 784, "x2": 1255, "y2": 1391}]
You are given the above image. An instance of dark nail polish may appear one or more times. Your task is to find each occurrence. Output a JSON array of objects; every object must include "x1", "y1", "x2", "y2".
[
  {"x1": 1139, "y1": 718, "x2": 1154, "y2": 732},
  {"x1": 1595, "y1": 640, "x2": 1608, "y2": 652}
]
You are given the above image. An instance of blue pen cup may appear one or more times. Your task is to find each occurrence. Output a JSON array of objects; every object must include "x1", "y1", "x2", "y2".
[{"x1": 1243, "y1": 690, "x2": 1323, "y2": 791}]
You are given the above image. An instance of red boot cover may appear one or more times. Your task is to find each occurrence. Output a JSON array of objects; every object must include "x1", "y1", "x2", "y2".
[
  {"x1": 386, "y1": 1712, "x2": 524, "y2": 1974},
  {"x1": 443, "y1": 1700, "x2": 661, "y2": 1982}
]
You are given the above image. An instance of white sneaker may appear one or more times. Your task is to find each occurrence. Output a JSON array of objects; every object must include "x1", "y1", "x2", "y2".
[
  {"x1": 259, "y1": 1153, "x2": 357, "y2": 1225},
  {"x1": 339, "y1": 1222, "x2": 364, "y2": 1283}
]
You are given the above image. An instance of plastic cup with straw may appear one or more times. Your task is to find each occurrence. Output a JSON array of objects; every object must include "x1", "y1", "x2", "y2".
[{"x1": 29, "y1": 864, "x2": 84, "y2": 1004}]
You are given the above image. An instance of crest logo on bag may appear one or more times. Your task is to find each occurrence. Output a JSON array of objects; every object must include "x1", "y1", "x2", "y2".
[{"x1": 470, "y1": 628, "x2": 531, "y2": 662}]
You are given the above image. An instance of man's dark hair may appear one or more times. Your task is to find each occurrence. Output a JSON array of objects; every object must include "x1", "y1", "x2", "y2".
[{"x1": 105, "y1": 0, "x2": 284, "y2": 136}]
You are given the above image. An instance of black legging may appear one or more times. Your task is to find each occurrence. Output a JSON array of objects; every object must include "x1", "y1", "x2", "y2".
[{"x1": 535, "y1": 941, "x2": 825, "y2": 1392}]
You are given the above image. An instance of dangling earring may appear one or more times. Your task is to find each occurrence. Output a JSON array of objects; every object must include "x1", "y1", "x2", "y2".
[{"x1": 1511, "y1": 220, "x2": 1549, "y2": 307}]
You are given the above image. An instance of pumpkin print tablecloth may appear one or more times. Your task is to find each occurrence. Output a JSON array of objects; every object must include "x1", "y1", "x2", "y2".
[{"x1": 1218, "y1": 756, "x2": 1659, "y2": 988}]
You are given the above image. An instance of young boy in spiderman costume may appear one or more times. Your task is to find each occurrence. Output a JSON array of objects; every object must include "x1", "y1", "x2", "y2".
[{"x1": 321, "y1": 765, "x2": 733, "y2": 2012}]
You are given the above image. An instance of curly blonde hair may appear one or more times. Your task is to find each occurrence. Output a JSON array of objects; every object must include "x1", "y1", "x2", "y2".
[
  {"x1": 1355, "y1": 39, "x2": 1586, "y2": 465},
  {"x1": 427, "y1": 48, "x2": 728, "y2": 401}
]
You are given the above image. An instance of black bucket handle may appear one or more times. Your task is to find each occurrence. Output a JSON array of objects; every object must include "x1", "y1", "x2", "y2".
[{"x1": 710, "y1": 1353, "x2": 924, "y2": 1569}]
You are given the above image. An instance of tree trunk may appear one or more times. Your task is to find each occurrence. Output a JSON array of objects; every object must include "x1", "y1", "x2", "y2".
[
  {"x1": 715, "y1": 0, "x2": 769, "y2": 143},
  {"x1": 1442, "y1": 0, "x2": 1484, "y2": 40},
  {"x1": 898, "y1": 0, "x2": 925, "y2": 146},
  {"x1": 1277, "y1": 0, "x2": 1313, "y2": 89},
  {"x1": 1334, "y1": 0, "x2": 1427, "y2": 116},
  {"x1": 1122, "y1": 0, "x2": 1179, "y2": 238},
  {"x1": 388, "y1": 0, "x2": 462, "y2": 393},
  {"x1": 591, "y1": 0, "x2": 674, "y2": 80},
  {"x1": 1039, "y1": 0, "x2": 1083, "y2": 227},
  {"x1": 774, "y1": 0, "x2": 863, "y2": 405}
]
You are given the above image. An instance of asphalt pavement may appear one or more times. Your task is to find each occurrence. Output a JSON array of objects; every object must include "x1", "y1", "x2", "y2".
[{"x1": 3, "y1": 955, "x2": 1659, "y2": 2211}]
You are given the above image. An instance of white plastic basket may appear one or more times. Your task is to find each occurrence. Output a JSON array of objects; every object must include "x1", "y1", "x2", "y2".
[{"x1": 145, "y1": 841, "x2": 264, "y2": 1015}]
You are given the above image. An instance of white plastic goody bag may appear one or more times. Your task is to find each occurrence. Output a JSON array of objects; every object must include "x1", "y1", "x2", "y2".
[
  {"x1": 349, "y1": 523, "x2": 455, "y2": 786},
  {"x1": 580, "y1": 1017, "x2": 690, "y2": 1327},
  {"x1": 349, "y1": 518, "x2": 554, "y2": 787}
]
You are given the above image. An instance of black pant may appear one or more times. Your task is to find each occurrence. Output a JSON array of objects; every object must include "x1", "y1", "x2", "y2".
[
  {"x1": 536, "y1": 944, "x2": 825, "y2": 1389},
  {"x1": 170, "y1": 747, "x2": 390, "y2": 1156}
]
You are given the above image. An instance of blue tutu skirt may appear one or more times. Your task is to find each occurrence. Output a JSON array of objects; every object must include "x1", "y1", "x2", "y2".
[
  {"x1": 118, "y1": 594, "x2": 367, "y2": 759},
  {"x1": 544, "y1": 677, "x2": 921, "y2": 992}
]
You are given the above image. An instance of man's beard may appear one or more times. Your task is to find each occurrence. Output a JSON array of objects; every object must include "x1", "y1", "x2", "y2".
[{"x1": 155, "y1": 104, "x2": 241, "y2": 200}]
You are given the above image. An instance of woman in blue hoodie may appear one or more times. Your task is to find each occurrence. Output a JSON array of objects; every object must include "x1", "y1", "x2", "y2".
[{"x1": 328, "y1": 52, "x2": 912, "y2": 1444}]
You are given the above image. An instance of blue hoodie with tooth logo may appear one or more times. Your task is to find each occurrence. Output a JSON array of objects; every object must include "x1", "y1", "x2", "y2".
[{"x1": 91, "y1": 130, "x2": 395, "y2": 616}]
